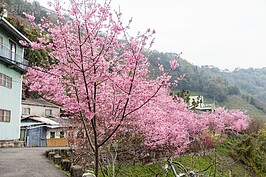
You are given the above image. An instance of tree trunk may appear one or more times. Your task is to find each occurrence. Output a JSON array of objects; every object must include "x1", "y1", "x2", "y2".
[{"x1": 95, "y1": 145, "x2": 99, "y2": 177}]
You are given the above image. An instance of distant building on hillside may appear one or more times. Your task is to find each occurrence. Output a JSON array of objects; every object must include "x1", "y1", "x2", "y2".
[{"x1": 188, "y1": 95, "x2": 215, "y2": 112}]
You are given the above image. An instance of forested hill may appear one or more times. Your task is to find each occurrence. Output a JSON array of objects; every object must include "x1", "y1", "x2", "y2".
[
  {"x1": 149, "y1": 51, "x2": 266, "y2": 119},
  {"x1": 201, "y1": 65, "x2": 266, "y2": 103},
  {"x1": 1, "y1": 0, "x2": 54, "y2": 24},
  {"x1": 204, "y1": 66, "x2": 266, "y2": 118},
  {"x1": 0, "y1": 0, "x2": 59, "y2": 65},
  {"x1": 2, "y1": 0, "x2": 265, "y2": 118},
  {"x1": 150, "y1": 51, "x2": 238, "y2": 103},
  {"x1": 218, "y1": 68, "x2": 266, "y2": 101}
]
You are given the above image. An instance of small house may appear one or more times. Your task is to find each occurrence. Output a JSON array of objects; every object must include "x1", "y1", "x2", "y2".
[{"x1": 21, "y1": 98, "x2": 69, "y2": 147}]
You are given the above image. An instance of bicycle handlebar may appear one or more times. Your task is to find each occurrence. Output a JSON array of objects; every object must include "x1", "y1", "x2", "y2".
[
  {"x1": 167, "y1": 158, "x2": 212, "y2": 177},
  {"x1": 194, "y1": 164, "x2": 212, "y2": 174}
]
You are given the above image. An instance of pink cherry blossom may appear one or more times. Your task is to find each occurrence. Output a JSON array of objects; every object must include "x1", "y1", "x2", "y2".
[
  {"x1": 22, "y1": 0, "x2": 250, "y2": 175},
  {"x1": 169, "y1": 59, "x2": 178, "y2": 70},
  {"x1": 23, "y1": 12, "x2": 35, "y2": 22}
]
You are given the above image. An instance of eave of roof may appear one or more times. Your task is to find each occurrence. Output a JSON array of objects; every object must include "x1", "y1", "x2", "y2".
[
  {"x1": 30, "y1": 117, "x2": 59, "y2": 125},
  {"x1": 0, "y1": 17, "x2": 31, "y2": 44},
  {"x1": 21, "y1": 116, "x2": 59, "y2": 125},
  {"x1": 21, "y1": 122, "x2": 43, "y2": 127},
  {"x1": 22, "y1": 98, "x2": 60, "y2": 108}
]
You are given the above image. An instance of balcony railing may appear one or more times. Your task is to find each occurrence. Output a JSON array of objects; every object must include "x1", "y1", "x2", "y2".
[{"x1": 0, "y1": 45, "x2": 28, "y2": 72}]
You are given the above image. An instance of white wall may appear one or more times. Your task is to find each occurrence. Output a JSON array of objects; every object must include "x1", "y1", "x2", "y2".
[
  {"x1": 46, "y1": 128, "x2": 65, "y2": 139},
  {"x1": 21, "y1": 104, "x2": 60, "y2": 118},
  {"x1": 0, "y1": 64, "x2": 22, "y2": 140}
]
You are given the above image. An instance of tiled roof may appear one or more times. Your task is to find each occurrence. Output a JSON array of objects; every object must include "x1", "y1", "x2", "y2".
[{"x1": 22, "y1": 98, "x2": 60, "y2": 108}]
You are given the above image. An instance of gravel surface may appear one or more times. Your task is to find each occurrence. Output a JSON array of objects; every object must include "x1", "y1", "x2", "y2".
[{"x1": 0, "y1": 147, "x2": 67, "y2": 177}]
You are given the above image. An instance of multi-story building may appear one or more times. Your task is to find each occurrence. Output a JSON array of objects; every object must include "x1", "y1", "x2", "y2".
[{"x1": 0, "y1": 16, "x2": 30, "y2": 146}]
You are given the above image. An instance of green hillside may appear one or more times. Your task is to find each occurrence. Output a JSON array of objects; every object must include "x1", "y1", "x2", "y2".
[
  {"x1": 220, "y1": 68, "x2": 266, "y2": 101},
  {"x1": 149, "y1": 51, "x2": 266, "y2": 119},
  {"x1": 219, "y1": 95, "x2": 266, "y2": 120}
]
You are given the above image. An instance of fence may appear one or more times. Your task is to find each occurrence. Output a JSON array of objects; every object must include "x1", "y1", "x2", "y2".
[{"x1": 0, "y1": 45, "x2": 28, "y2": 71}]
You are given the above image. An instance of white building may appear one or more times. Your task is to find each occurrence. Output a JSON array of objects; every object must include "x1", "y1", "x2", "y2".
[
  {"x1": 0, "y1": 16, "x2": 30, "y2": 147},
  {"x1": 188, "y1": 96, "x2": 215, "y2": 112},
  {"x1": 21, "y1": 98, "x2": 60, "y2": 118}
]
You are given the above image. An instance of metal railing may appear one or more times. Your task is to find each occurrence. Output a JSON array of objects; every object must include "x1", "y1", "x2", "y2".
[{"x1": 0, "y1": 45, "x2": 28, "y2": 71}]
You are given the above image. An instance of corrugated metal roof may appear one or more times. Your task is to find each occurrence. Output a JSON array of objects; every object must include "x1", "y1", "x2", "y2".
[
  {"x1": 46, "y1": 125, "x2": 61, "y2": 129},
  {"x1": 29, "y1": 117, "x2": 59, "y2": 125},
  {"x1": 21, "y1": 122, "x2": 43, "y2": 127},
  {"x1": 21, "y1": 116, "x2": 72, "y2": 129}
]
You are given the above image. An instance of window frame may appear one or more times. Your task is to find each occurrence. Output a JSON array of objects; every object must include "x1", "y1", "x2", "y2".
[
  {"x1": 9, "y1": 39, "x2": 16, "y2": 62},
  {"x1": 59, "y1": 131, "x2": 64, "y2": 138},
  {"x1": 50, "y1": 132, "x2": 55, "y2": 139},
  {"x1": 5, "y1": 75, "x2": 12, "y2": 88},
  {"x1": 22, "y1": 107, "x2": 31, "y2": 115},
  {"x1": 0, "y1": 109, "x2": 11, "y2": 122},
  {"x1": 0, "y1": 36, "x2": 3, "y2": 49},
  {"x1": 0, "y1": 72, "x2": 12, "y2": 89},
  {"x1": 0, "y1": 73, "x2": 2, "y2": 86},
  {"x1": 45, "y1": 109, "x2": 53, "y2": 117}
]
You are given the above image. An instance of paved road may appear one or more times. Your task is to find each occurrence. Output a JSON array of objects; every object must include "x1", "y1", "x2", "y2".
[{"x1": 0, "y1": 147, "x2": 67, "y2": 177}]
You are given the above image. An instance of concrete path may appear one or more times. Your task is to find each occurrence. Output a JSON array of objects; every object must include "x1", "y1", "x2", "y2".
[{"x1": 0, "y1": 147, "x2": 67, "y2": 177}]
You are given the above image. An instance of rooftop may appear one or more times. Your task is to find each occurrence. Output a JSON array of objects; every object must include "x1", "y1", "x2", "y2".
[
  {"x1": 22, "y1": 98, "x2": 60, "y2": 108},
  {"x1": 0, "y1": 16, "x2": 31, "y2": 44}
]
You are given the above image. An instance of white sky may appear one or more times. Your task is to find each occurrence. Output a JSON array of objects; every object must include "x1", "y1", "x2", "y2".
[{"x1": 38, "y1": 0, "x2": 266, "y2": 70}]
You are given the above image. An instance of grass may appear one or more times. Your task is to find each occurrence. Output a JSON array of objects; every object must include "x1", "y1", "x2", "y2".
[
  {"x1": 99, "y1": 146, "x2": 255, "y2": 177},
  {"x1": 55, "y1": 163, "x2": 70, "y2": 177}
]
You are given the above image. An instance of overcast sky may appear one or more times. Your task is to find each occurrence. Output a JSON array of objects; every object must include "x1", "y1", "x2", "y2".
[{"x1": 39, "y1": 0, "x2": 266, "y2": 70}]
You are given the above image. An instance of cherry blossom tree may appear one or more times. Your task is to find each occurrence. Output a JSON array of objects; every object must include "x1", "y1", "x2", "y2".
[
  {"x1": 203, "y1": 107, "x2": 250, "y2": 133},
  {"x1": 23, "y1": 0, "x2": 179, "y2": 175},
  {"x1": 22, "y1": 0, "x2": 250, "y2": 175},
  {"x1": 134, "y1": 95, "x2": 250, "y2": 157},
  {"x1": 133, "y1": 91, "x2": 192, "y2": 156}
]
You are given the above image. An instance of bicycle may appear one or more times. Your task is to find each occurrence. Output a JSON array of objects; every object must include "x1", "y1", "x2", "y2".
[{"x1": 164, "y1": 158, "x2": 212, "y2": 177}]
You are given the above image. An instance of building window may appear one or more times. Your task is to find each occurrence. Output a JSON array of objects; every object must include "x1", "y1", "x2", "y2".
[
  {"x1": 0, "y1": 73, "x2": 2, "y2": 86},
  {"x1": 0, "y1": 73, "x2": 12, "y2": 89},
  {"x1": 0, "y1": 36, "x2": 3, "y2": 49},
  {"x1": 60, "y1": 131, "x2": 64, "y2": 138},
  {"x1": 45, "y1": 109, "x2": 53, "y2": 117},
  {"x1": 0, "y1": 109, "x2": 11, "y2": 122},
  {"x1": 50, "y1": 132, "x2": 55, "y2": 138},
  {"x1": 22, "y1": 108, "x2": 31, "y2": 115},
  {"x1": 9, "y1": 40, "x2": 16, "y2": 62}
]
